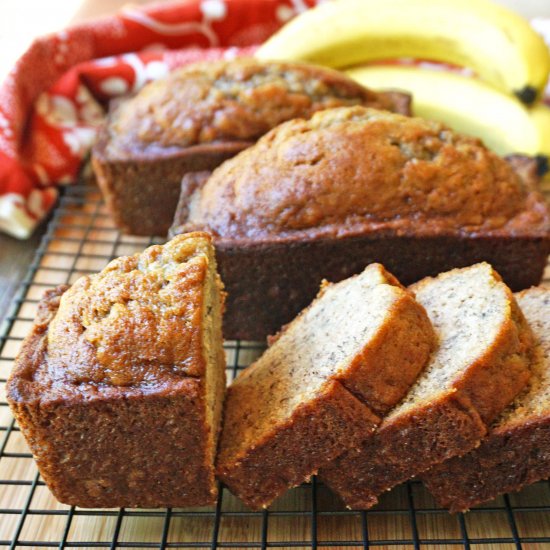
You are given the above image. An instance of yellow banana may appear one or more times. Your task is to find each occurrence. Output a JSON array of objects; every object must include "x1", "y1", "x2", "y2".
[
  {"x1": 256, "y1": 0, "x2": 550, "y2": 103},
  {"x1": 346, "y1": 64, "x2": 550, "y2": 157}
]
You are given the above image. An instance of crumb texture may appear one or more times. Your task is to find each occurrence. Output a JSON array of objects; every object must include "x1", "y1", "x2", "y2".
[
  {"x1": 217, "y1": 263, "x2": 435, "y2": 509},
  {"x1": 184, "y1": 106, "x2": 548, "y2": 239},
  {"x1": 218, "y1": 265, "x2": 403, "y2": 465},
  {"x1": 498, "y1": 288, "x2": 550, "y2": 424},
  {"x1": 422, "y1": 287, "x2": 550, "y2": 512},
  {"x1": 393, "y1": 263, "x2": 509, "y2": 416},
  {"x1": 320, "y1": 263, "x2": 532, "y2": 509}
]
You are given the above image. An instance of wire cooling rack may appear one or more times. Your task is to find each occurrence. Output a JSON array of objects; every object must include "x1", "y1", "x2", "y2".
[{"x1": 1, "y1": 182, "x2": 550, "y2": 550}]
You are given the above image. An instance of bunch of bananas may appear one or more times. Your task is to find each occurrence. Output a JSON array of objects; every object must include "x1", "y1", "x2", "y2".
[{"x1": 256, "y1": 0, "x2": 550, "y2": 157}]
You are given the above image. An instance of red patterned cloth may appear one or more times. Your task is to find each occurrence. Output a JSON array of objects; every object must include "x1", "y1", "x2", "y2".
[{"x1": 0, "y1": 0, "x2": 317, "y2": 238}]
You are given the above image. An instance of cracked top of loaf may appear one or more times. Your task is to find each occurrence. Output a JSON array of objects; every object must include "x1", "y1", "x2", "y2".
[
  {"x1": 7, "y1": 233, "x2": 221, "y2": 402},
  {"x1": 182, "y1": 106, "x2": 550, "y2": 240},
  {"x1": 103, "y1": 59, "x2": 408, "y2": 158}
]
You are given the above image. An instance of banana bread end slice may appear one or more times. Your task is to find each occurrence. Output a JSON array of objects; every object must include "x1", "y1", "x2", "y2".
[{"x1": 7, "y1": 233, "x2": 226, "y2": 508}]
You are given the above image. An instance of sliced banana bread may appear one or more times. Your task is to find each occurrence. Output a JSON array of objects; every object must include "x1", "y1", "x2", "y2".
[
  {"x1": 422, "y1": 287, "x2": 550, "y2": 512},
  {"x1": 216, "y1": 264, "x2": 435, "y2": 510},
  {"x1": 320, "y1": 263, "x2": 533, "y2": 510},
  {"x1": 7, "y1": 233, "x2": 226, "y2": 508}
]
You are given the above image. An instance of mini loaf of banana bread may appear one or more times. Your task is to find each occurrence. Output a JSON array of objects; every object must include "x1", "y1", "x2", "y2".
[
  {"x1": 172, "y1": 106, "x2": 550, "y2": 340},
  {"x1": 7, "y1": 233, "x2": 226, "y2": 508},
  {"x1": 422, "y1": 286, "x2": 550, "y2": 512},
  {"x1": 92, "y1": 59, "x2": 410, "y2": 236},
  {"x1": 319, "y1": 263, "x2": 533, "y2": 510},
  {"x1": 216, "y1": 264, "x2": 435, "y2": 510}
]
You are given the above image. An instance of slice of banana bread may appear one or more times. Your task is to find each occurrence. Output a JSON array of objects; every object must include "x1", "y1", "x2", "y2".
[
  {"x1": 422, "y1": 287, "x2": 550, "y2": 512},
  {"x1": 7, "y1": 233, "x2": 226, "y2": 508},
  {"x1": 216, "y1": 264, "x2": 435, "y2": 510},
  {"x1": 320, "y1": 263, "x2": 533, "y2": 510}
]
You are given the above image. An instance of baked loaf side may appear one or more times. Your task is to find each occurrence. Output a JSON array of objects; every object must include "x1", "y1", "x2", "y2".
[
  {"x1": 216, "y1": 264, "x2": 435, "y2": 510},
  {"x1": 422, "y1": 287, "x2": 550, "y2": 512},
  {"x1": 172, "y1": 106, "x2": 549, "y2": 340},
  {"x1": 319, "y1": 263, "x2": 533, "y2": 510},
  {"x1": 93, "y1": 59, "x2": 410, "y2": 236},
  {"x1": 7, "y1": 233, "x2": 226, "y2": 508}
]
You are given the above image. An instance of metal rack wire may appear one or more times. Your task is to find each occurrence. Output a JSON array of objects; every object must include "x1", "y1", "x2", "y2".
[{"x1": 1, "y1": 182, "x2": 549, "y2": 549}]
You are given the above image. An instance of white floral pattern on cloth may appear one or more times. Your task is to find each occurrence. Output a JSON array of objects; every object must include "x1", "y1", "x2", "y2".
[
  {"x1": 0, "y1": 188, "x2": 58, "y2": 239},
  {"x1": 122, "y1": 4, "x2": 220, "y2": 46},
  {"x1": 0, "y1": 0, "x2": 319, "y2": 238}
]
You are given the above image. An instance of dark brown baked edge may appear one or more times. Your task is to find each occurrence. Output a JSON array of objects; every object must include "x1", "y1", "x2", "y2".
[
  {"x1": 318, "y1": 392, "x2": 487, "y2": 510},
  {"x1": 92, "y1": 132, "x2": 250, "y2": 236},
  {"x1": 7, "y1": 288, "x2": 218, "y2": 508},
  {"x1": 421, "y1": 415, "x2": 550, "y2": 513},
  {"x1": 191, "y1": 232, "x2": 549, "y2": 341},
  {"x1": 216, "y1": 379, "x2": 381, "y2": 510}
]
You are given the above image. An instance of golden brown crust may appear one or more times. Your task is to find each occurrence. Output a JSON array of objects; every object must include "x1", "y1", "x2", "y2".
[
  {"x1": 92, "y1": 60, "x2": 411, "y2": 236},
  {"x1": 105, "y1": 59, "x2": 406, "y2": 155},
  {"x1": 183, "y1": 107, "x2": 549, "y2": 240},
  {"x1": 13, "y1": 234, "x2": 216, "y2": 394},
  {"x1": 7, "y1": 233, "x2": 225, "y2": 508},
  {"x1": 46, "y1": 237, "x2": 210, "y2": 387}
]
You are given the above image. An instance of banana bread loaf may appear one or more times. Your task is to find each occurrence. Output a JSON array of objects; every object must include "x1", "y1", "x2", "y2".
[
  {"x1": 319, "y1": 263, "x2": 533, "y2": 510},
  {"x1": 92, "y1": 59, "x2": 410, "y2": 236},
  {"x1": 7, "y1": 233, "x2": 226, "y2": 508},
  {"x1": 172, "y1": 106, "x2": 550, "y2": 340},
  {"x1": 216, "y1": 264, "x2": 435, "y2": 510},
  {"x1": 422, "y1": 286, "x2": 550, "y2": 512}
]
